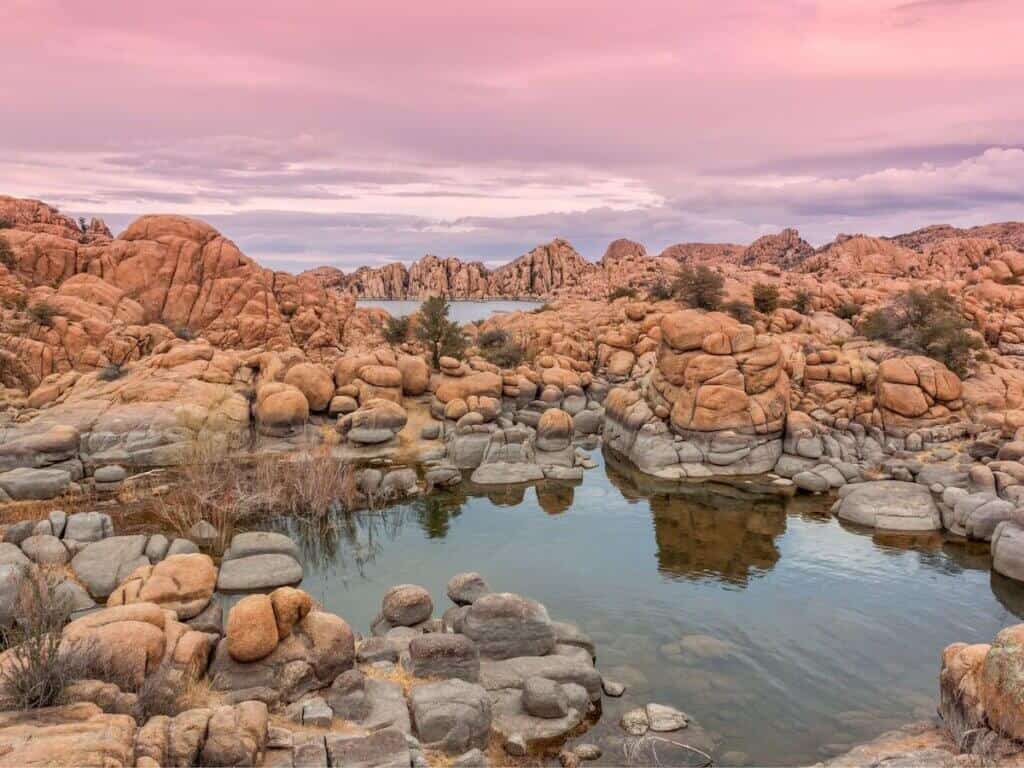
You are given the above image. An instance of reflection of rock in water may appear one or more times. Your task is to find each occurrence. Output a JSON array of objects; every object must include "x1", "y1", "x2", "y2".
[
  {"x1": 603, "y1": 447, "x2": 786, "y2": 585},
  {"x1": 535, "y1": 479, "x2": 579, "y2": 515},
  {"x1": 990, "y1": 570, "x2": 1024, "y2": 620}
]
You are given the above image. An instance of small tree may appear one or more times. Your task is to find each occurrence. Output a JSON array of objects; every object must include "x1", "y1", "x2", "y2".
[
  {"x1": 724, "y1": 300, "x2": 756, "y2": 324},
  {"x1": 0, "y1": 236, "x2": 14, "y2": 271},
  {"x1": 672, "y1": 265, "x2": 724, "y2": 310},
  {"x1": 28, "y1": 301, "x2": 57, "y2": 327},
  {"x1": 752, "y1": 283, "x2": 779, "y2": 314},
  {"x1": 608, "y1": 286, "x2": 637, "y2": 301},
  {"x1": 383, "y1": 314, "x2": 411, "y2": 345},
  {"x1": 478, "y1": 328, "x2": 526, "y2": 368},
  {"x1": 647, "y1": 283, "x2": 673, "y2": 301},
  {"x1": 415, "y1": 296, "x2": 466, "y2": 368},
  {"x1": 791, "y1": 289, "x2": 812, "y2": 314}
]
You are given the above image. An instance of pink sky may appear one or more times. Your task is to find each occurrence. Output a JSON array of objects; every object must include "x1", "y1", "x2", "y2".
[{"x1": 3, "y1": 0, "x2": 1023, "y2": 269}]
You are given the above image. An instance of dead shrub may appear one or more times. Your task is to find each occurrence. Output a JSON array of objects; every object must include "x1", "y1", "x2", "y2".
[
  {"x1": 0, "y1": 577, "x2": 103, "y2": 709},
  {"x1": 135, "y1": 665, "x2": 219, "y2": 718}
]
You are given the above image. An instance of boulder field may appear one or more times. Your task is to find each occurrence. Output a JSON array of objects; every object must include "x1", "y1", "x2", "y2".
[{"x1": 0, "y1": 514, "x2": 702, "y2": 768}]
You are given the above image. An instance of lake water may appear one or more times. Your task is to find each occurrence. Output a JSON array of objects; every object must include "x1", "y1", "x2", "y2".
[
  {"x1": 277, "y1": 450, "x2": 1024, "y2": 766},
  {"x1": 356, "y1": 299, "x2": 543, "y2": 323}
]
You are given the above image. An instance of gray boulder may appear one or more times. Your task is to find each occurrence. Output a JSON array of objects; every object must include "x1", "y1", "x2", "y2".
[
  {"x1": 410, "y1": 679, "x2": 492, "y2": 753},
  {"x1": 447, "y1": 572, "x2": 490, "y2": 606},
  {"x1": 70, "y1": 535, "x2": 149, "y2": 598},
  {"x1": 382, "y1": 584, "x2": 433, "y2": 627},
  {"x1": 479, "y1": 655, "x2": 602, "y2": 701},
  {"x1": 0, "y1": 467, "x2": 71, "y2": 500},
  {"x1": 0, "y1": 543, "x2": 30, "y2": 568},
  {"x1": 325, "y1": 728, "x2": 410, "y2": 768},
  {"x1": 462, "y1": 592, "x2": 556, "y2": 659},
  {"x1": 832, "y1": 480, "x2": 941, "y2": 531},
  {"x1": 63, "y1": 512, "x2": 114, "y2": 543},
  {"x1": 217, "y1": 553, "x2": 303, "y2": 592},
  {"x1": 3, "y1": 521, "x2": 36, "y2": 546},
  {"x1": 407, "y1": 634, "x2": 480, "y2": 682},
  {"x1": 522, "y1": 676, "x2": 568, "y2": 719},
  {"x1": 20, "y1": 534, "x2": 69, "y2": 565},
  {"x1": 993, "y1": 521, "x2": 1024, "y2": 583},
  {"x1": 223, "y1": 531, "x2": 300, "y2": 562}
]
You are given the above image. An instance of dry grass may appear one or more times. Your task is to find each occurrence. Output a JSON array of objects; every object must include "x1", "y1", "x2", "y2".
[
  {"x1": 135, "y1": 665, "x2": 222, "y2": 718},
  {"x1": 0, "y1": 485, "x2": 98, "y2": 524},
  {"x1": 154, "y1": 434, "x2": 360, "y2": 555},
  {"x1": 359, "y1": 662, "x2": 435, "y2": 699}
]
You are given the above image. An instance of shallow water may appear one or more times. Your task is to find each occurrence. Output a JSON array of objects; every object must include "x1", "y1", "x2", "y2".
[
  {"x1": 356, "y1": 298, "x2": 542, "y2": 323},
  {"x1": 279, "y1": 451, "x2": 1024, "y2": 766}
]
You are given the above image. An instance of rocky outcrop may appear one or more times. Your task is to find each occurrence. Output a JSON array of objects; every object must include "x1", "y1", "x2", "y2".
[{"x1": 740, "y1": 228, "x2": 814, "y2": 269}]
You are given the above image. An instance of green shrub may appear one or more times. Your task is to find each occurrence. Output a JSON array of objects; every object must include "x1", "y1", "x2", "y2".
[
  {"x1": 97, "y1": 364, "x2": 125, "y2": 381},
  {"x1": 0, "y1": 217, "x2": 11, "y2": 229},
  {"x1": 835, "y1": 301, "x2": 862, "y2": 320},
  {"x1": 752, "y1": 283, "x2": 779, "y2": 314},
  {"x1": 790, "y1": 289, "x2": 812, "y2": 314},
  {"x1": 478, "y1": 328, "x2": 509, "y2": 348},
  {"x1": 478, "y1": 327, "x2": 525, "y2": 368},
  {"x1": 724, "y1": 300, "x2": 756, "y2": 324},
  {"x1": 383, "y1": 314, "x2": 411, "y2": 345},
  {"x1": 608, "y1": 286, "x2": 637, "y2": 301},
  {"x1": 647, "y1": 283, "x2": 673, "y2": 301},
  {"x1": 672, "y1": 265, "x2": 724, "y2": 310},
  {"x1": 860, "y1": 287, "x2": 982, "y2": 377},
  {"x1": 28, "y1": 301, "x2": 57, "y2": 327},
  {"x1": 0, "y1": 237, "x2": 14, "y2": 270},
  {"x1": 415, "y1": 297, "x2": 466, "y2": 367}
]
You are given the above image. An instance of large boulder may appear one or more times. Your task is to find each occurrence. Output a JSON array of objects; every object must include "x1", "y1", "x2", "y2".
[
  {"x1": 254, "y1": 382, "x2": 310, "y2": 437},
  {"x1": 462, "y1": 592, "x2": 556, "y2": 659},
  {"x1": 832, "y1": 480, "x2": 942, "y2": 531},
  {"x1": 0, "y1": 467, "x2": 72, "y2": 500},
  {"x1": 407, "y1": 634, "x2": 481, "y2": 682},
  {"x1": 284, "y1": 362, "x2": 335, "y2": 412},
  {"x1": 409, "y1": 679, "x2": 492, "y2": 753},
  {"x1": 337, "y1": 399, "x2": 408, "y2": 445},
  {"x1": 226, "y1": 594, "x2": 281, "y2": 663},
  {"x1": 536, "y1": 409, "x2": 573, "y2": 452},
  {"x1": 106, "y1": 553, "x2": 216, "y2": 619},
  {"x1": 381, "y1": 584, "x2": 433, "y2": 627}
]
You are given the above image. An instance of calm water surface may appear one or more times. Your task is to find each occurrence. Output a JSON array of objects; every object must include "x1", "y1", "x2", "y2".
[
  {"x1": 356, "y1": 298, "x2": 542, "y2": 323},
  {"x1": 277, "y1": 451, "x2": 1024, "y2": 766}
]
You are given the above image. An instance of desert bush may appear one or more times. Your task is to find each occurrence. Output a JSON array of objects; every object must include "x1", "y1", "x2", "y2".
[
  {"x1": 28, "y1": 301, "x2": 57, "y2": 327},
  {"x1": 647, "y1": 282, "x2": 673, "y2": 301},
  {"x1": 0, "y1": 217, "x2": 11, "y2": 229},
  {"x1": 859, "y1": 287, "x2": 982, "y2": 377},
  {"x1": 532, "y1": 303, "x2": 555, "y2": 313},
  {"x1": 173, "y1": 326, "x2": 194, "y2": 341},
  {"x1": 790, "y1": 289, "x2": 812, "y2": 314},
  {"x1": 135, "y1": 665, "x2": 217, "y2": 718},
  {"x1": 156, "y1": 436, "x2": 359, "y2": 554},
  {"x1": 383, "y1": 314, "x2": 411, "y2": 345},
  {"x1": 415, "y1": 297, "x2": 466, "y2": 367},
  {"x1": 835, "y1": 301, "x2": 862, "y2": 320},
  {"x1": 608, "y1": 286, "x2": 637, "y2": 301},
  {"x1": 724, "y1": 300, "x2": 756, "y2": 324},
  {"x1": 97, "y1": 364, "x2": 125, "y2": 382},
  {"x1": 752, "y1": 283, "x2": 779, "y2": 314},
  {"x1": 478, "y1": 328, "x2": 509, "y2": 348},
  {"x1": 0, "y1": 236, "x2": 14, "y2": 270},
  {"x1": 0, "y1": 577, "x2": 101, "y2": 710},
  {"x1": 672, "y1": 265, "x2": 724, "y2": 310}
]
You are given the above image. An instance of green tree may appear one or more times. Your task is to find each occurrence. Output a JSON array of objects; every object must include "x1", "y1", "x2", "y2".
[
  {"x1": 790, "y1": 289, "x2": 812, "y2": 314},
  {"x1": 0, "y1": 236, "x2": 14, "y2": 271},
  {"x1": 752, "y1": 283, "x2": 779, "y2": 314},
  {"x1": 672, "y1": 265, "x2": 724, "y2": 310},
  {"x1": 859, "y1": 287, "x2": 982, "y2": 377},
  {"x1": 415, "y1": 296, "x2": 466, "y2": 368},
  {"x1": 383, "y1": 314, "x2": 411, "y2": 345}
]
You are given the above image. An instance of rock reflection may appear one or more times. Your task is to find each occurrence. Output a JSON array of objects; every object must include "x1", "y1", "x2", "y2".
[
  {"x1": 535, "y1": 479, "x2": 580, "y2": 515},
  {"x1": 603, "y1": 449, "x2": 787, "y2": 585}
]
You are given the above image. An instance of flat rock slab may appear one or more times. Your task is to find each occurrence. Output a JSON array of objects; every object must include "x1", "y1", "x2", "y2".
[
  {"x1": 326, "y1": 727, "x2": 410, "y2": 768},
  {"x1": 490, "y1": 686, "x2": 587, "y2": 745},
  {"x1": 479, "y1": 655, "x2": 603, "y2": 702},
  {"x1": 216, "y1": 553, "x2": 303, "y2": 592},
  {"x1": 470, "y1": 462, "x2": 544, "y2": 485},
  {"x1": 0, "y1": 702, "x2": 136, "y2": 767},
  {"x1": 833, "y1": 480, "x2": 941, "y2": 531},
  {"x1": 0, "y1": 467, "x2": 71, "y2": 500},
  {"x1": 223, "y1": 531, "x2": 301, "y2": 562}
]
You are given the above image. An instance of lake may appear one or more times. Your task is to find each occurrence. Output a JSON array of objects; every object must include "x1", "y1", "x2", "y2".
[
  {"x1": 276, "y1": 450, "x2": 1024, "y2": 766},
  {"x1": 356, "y1": 299, "x2": 543, "y2": 323}
]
